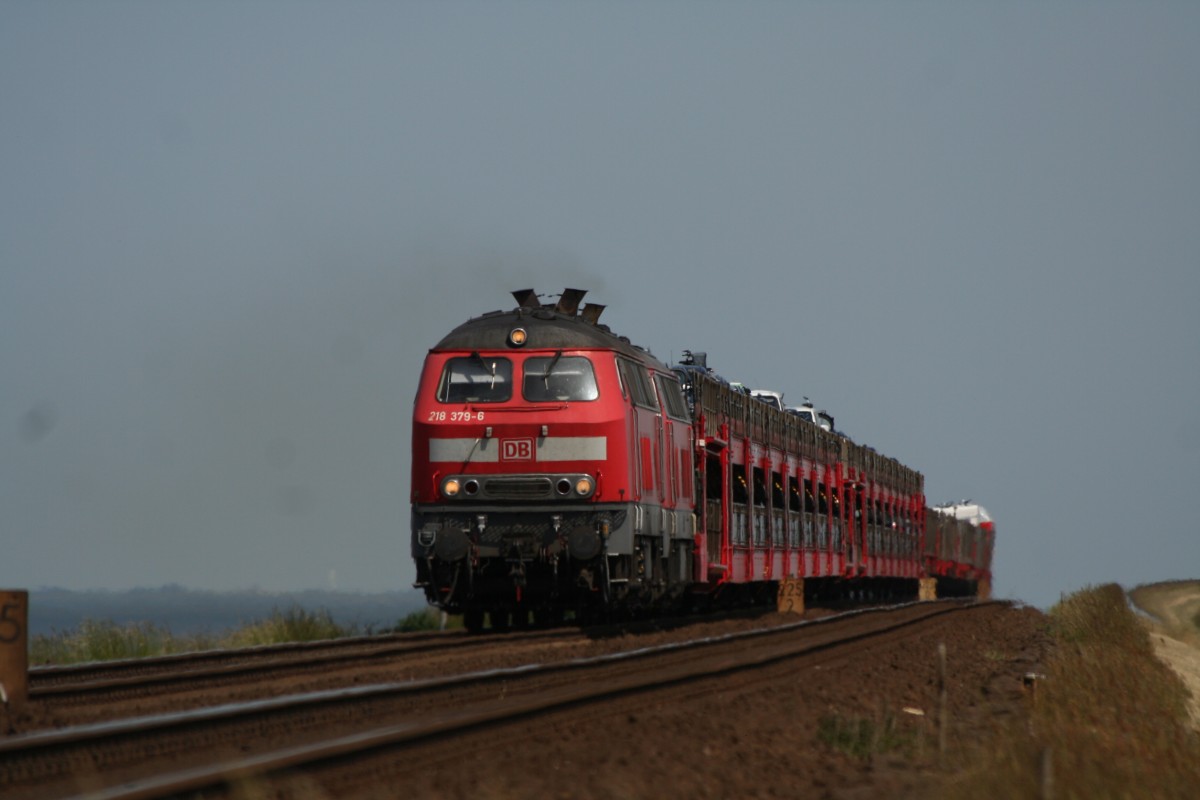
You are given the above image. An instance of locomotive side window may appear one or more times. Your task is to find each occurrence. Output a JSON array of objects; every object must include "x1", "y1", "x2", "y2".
[
  {"x1": 655, "y1": 374, "x2": 690, "y2": 421},
  {"x1": 522, "y1": 355, "x2": 599, "y2": 402},
  {"x1": 617, "y1": 358, "x2": 658, "y2": 410},
  {"x1": 437, "y1": 356, "x2": 513, "y2": 403}
]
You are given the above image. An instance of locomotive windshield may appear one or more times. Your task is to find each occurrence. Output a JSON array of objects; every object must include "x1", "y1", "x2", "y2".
[
  {"x1": 437, "y1": 356, "x2": 513, "y2": 403},
  {"x1": 522, "y1": 355, "x2": 599, "y2": 402}
]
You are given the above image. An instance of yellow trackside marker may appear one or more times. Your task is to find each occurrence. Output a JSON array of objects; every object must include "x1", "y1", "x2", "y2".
[
  {"x1": 777, "y1": 577, "x2": 804, "y2": 615},
  {"x1": 0, "y1": 589, "x2": 29, "y2": 711}
]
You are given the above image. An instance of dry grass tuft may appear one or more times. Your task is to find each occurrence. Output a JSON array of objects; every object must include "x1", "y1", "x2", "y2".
[
  {"x1": 30, "y1": 619, "x2": 220, "y2": 664},
  {"x1": 946, "y1": 584, "x2": 1200, "y2": 799},
  {"x1": 31, "y1": 605, "x2": 461, "y2": 664},
  {"x1": 31, "y1": 605, "x2": 368, "y2": 664}
]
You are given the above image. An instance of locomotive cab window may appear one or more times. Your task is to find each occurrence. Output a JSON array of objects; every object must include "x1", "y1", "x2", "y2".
[
  {"x1": 617, "y1": 358, "x2": 658, "y2": 410},
  {"x1": 437, "y1": 356, "x2": 513, "y2": 403},
  {"x1": 522, "y1": 355, "x2": 599, "y2": 402},
  {"x1": 655, "y1": 374, "x2": 690, "y2": 421}
]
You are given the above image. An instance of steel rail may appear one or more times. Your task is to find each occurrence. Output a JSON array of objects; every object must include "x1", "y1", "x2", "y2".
[
  {"x1": 1, "y1": 600, "x2": 998, "y2": 799},
  {"x1": 28, "y1": 626, "x2": 575, "y2": 701},
  {"x1": 28, "y1": 607, "x2": 775, "y2": 702},
  {"x1": 29, "y1": 629, "x2": 478, "y2": 684}
]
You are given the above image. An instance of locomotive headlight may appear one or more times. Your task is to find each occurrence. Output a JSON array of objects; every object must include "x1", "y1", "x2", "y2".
[
  {"x1": 574, "y1": 476, "x2": 594, "y2": 496},
  {"x1": 442, "y1": 478, "x2": 461, "y2": 497},
  {"x1": 508, "y1": 327, "x2": 528, "y2": 347}
]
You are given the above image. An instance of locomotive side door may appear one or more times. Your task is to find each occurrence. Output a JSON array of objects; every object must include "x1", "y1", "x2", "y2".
[
  {"x1": 654, "y1": 372, "x2": 692, "y2": 511},
  {"x1": 657, "y1": 398, "x2": 669, "y2": 507},
  {"x1": 617, "y1": 358, "x2": 659, "y2": 505}
]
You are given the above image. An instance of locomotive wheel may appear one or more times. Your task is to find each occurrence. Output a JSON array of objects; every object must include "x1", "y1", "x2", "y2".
[
  {"x1": 489, "y1": 609, "x2": 511, "y2": 632},
  {"x1": 463, "y1": 609, "x2": 485, "y2": 634},
  {"x1": 533, "y1": 606, "x2": 564, "y2": 628},
  {"x1": 574, "y1": 604, "x2": 594, "y2": 628}
]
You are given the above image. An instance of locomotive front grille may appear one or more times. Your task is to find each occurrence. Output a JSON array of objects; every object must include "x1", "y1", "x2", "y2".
[
  {"x1": 479, "y1": 520, "x2": 553, "y2": 545},
  {"x1": 415, "y1": 509, "x2": 628, "y2": 548},
  {"x1": 482, "y1": 477, "x2": 553, "y2": 500}
]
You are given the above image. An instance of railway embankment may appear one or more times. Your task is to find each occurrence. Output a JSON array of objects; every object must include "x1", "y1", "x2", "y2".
[
  {"x1": 1129, "y1": 580, "x2": 1200, "y2": 729},
  {"x1": 2, "y1": 601, "x2": 1046, "y2": 799},
  {"x1": 3, "y1": 587, "x2": 1198, "y2": 798},
  {"x1": 942, "y1": 583, "x2": 1200, "y2": 800}
]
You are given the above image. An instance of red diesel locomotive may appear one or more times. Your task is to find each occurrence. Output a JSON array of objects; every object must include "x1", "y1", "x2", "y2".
[{"x1": 411, "y1": 289, "x2": 993, "y2": 630}]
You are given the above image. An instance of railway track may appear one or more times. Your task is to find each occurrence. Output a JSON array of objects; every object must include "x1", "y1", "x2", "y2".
[
  {"x1": 27, "y1": 626, "x2": 579, "y2": 708},
  {"x1": 28, "y1": 630, "x2": 459, "y2": 688},
  {"x1": 0, "y1": 599, "x2": 1002, "y2": 800},
  {"x1": 25, "y1": 609, "x2": 776, "y2": 723}
]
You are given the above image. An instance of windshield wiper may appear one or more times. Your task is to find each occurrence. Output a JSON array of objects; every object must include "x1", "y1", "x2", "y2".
[
  {"x1": 542, "y1": 350, "x2": 563, "y2": 386},
  {"x1": 467, "y1": 352, "x2": 500, "y2": 391}
]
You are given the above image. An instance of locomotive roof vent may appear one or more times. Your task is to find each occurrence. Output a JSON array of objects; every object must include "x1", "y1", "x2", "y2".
[
  {"x1": 511, "y1": 288, "x2": 540, "y2": 309},
  {"x1": 510, "y1": 288, "x2": 605, "y2": 325},
  {"x1": 556, "y1": 288, "x2": 586, "y2": 315}
]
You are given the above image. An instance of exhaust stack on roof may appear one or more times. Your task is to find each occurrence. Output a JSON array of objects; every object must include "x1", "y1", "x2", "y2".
[
  {"x1": 511, "y1": 289, "x2": 540, "y2": 309},
  {"x1": 581, "y1": 303, "x2": 605, "y2": 324},
  {"x1": 510, "y1": 288, "x2": 603, "y2": 324},
  {"x1": 555, "y1": 288, "x2": 587, "y2": 316}
]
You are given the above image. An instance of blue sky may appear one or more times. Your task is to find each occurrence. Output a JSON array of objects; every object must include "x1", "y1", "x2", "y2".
[{"x1": 3, "y1": 2, "x2": 1197, "y2": 608}]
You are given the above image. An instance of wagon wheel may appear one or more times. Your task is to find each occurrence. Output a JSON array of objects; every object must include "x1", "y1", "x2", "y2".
[{"x1": 533, "y1": 606, "x2": 564, "y2": 628}]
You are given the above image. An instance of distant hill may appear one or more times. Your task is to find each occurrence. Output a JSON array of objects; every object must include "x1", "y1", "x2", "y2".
[{"x1": 26, "y1": 586, "x2": 429, "y2": 637}]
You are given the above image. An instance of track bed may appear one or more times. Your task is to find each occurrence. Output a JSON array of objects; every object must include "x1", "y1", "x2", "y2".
[{"x1": 0, "y1": 601, "x2": 1047, "y2": 800}]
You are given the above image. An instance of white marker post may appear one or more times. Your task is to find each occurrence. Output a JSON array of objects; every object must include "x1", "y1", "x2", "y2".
[{"x1": 0, "y1": 590, "x2": 29, "y2": 712}]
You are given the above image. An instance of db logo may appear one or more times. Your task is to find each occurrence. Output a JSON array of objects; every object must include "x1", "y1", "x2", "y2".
[{"x1": 501, "y1": 438, "x2": 534, "y2": 461}]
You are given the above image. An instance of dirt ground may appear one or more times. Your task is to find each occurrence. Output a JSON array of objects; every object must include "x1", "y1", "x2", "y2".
[{"x1": 383, "y1": 603, "x2": 1050, "y2": 800}]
